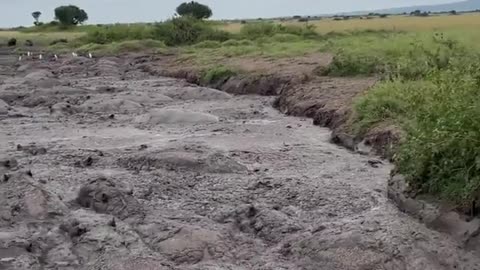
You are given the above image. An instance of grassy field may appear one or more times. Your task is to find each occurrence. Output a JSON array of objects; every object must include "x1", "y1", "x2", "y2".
[
  {"x1": 220, "y1": 13, "x2": 480, "y2": 33},
  {"x1": 3, "y1": 14, "x2": 480, "y2": 209}
]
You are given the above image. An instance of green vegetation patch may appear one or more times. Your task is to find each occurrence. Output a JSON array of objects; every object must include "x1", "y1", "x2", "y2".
[{"x1": 201, "y1": 65, "x2": 237, "y2": 84}]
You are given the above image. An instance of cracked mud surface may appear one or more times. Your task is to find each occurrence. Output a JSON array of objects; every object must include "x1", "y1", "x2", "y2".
[{"x1": 1, "y1": 53, "x2": 479, "y2": 270}]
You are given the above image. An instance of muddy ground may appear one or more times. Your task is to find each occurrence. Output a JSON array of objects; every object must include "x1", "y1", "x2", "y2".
[{"x1": 1, "y1": 53, "x2": 480, "y2": 270}]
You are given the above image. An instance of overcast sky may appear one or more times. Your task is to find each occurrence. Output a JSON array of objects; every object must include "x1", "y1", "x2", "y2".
[{"x1": 1, "y1": 0, "x2": 458, "y2": 27}]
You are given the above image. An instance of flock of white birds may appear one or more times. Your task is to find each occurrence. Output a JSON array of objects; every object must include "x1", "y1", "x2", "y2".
[{"x1": 18, "y1": 51, "x2": 93, "y2": 61}]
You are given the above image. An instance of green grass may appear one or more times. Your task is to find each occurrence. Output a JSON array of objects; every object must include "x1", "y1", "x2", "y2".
[{"x1": 75, "y1": 39, "x2": 167, "y2": 55}]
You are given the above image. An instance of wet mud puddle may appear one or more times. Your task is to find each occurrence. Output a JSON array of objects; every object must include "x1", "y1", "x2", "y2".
[{"x1": 0, "y1": 55, "x2": 479, "y2": 270}]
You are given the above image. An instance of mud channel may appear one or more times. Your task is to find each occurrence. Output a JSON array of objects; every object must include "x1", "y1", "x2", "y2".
[{"x1": 0, "y1": 52, "x2": 479, "y2": 270}]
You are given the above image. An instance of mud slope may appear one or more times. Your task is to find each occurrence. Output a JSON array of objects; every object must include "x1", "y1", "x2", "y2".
[{"x1": 0, "y1": 54, "x2": 479, "y2": 270}]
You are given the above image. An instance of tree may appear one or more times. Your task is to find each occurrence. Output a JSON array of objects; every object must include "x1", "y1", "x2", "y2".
[
  {"x1": 54, "y1": 5, "x2": 88, "y2": 26},
  {"x1": 32, "y1": 11, "x2": 42, "y2": 25},
  {"x1": 176, "y1": 1, "x2": 212, "y2": 20}
]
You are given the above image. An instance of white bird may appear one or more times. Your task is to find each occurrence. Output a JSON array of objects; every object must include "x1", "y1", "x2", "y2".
[
  {"x1": 18, "y1": 56, "x2": 22, "y2": 61},
  {"x1": 39, "y1": 54, "x2": 43, "y2": 60},
  {"x1": 72, "y1": 52, "x2": 78, "y2": 57},
  {"x1": 54, "y1": 54, "x2": 58, "y2": 60},
  {"x1": 27, "y1": 51, "x2": 31, "y2": 57},
  {"x1": 88, "y1": 52, "x2": 93, "y2": 59}
]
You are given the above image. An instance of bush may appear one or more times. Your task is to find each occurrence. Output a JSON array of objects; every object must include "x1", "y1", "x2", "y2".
[
  {"x1": 154, "y1": 16, "x2": 230, "y2": 46},
  {"x1": 83, "y1": 24, "x2": 154, "y2": 44},
  {"x1": 7, "y1": 38, "x2": 17, "y2": 47},
  {"x1": 354, "y1": 64, "x2": 480, "y2": 208}
]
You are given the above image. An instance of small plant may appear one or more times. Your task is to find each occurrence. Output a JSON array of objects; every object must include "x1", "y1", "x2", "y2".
[{"x1": 202, "y1": 66, "x2": 236, "y2": 84}]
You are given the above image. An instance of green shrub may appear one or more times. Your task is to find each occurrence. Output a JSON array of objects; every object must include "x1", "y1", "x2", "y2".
[
  {"x1": 154, "y1": 16, "x2": 230, "y2": 46},
  {"x1": 354, "y1": 62, "x2": 480, "y2": 207},
  {"x1": 83, "y1": 24, "x2": 154, "y2": 44}
]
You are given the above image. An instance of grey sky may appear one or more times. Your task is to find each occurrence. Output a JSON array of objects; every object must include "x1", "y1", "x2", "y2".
[{"x1": 2, "y1": 0, "x2": 458, "y2": 27}]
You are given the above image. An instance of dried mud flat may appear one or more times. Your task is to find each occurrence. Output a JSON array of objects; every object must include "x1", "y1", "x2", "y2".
[{"x1": 1, "y1": 53, "x2": 480, "y2": 270}]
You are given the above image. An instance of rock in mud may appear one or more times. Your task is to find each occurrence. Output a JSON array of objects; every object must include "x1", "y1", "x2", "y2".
[
  {"x1": 75, "y1": 177, "x2": 144, "y2": 220},
  {"x1": 231, "y1": 205, "x2": 302, "y2": 243},
  {"x1": 150, "y1": 226, "x2": 231, "y2": 265},
  {"x1": 50, "y1": 102, "x2": 80, "y2": 115},
  {"x1": 135, "y1": 109, "x2": 219, "y2": 125}
]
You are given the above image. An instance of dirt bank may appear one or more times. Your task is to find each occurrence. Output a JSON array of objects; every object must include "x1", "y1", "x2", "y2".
[{"x1": 1, "y1": 53, "x2": 480, "y2": 269}]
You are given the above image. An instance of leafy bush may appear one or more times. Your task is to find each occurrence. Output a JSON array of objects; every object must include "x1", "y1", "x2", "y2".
[
  {"x1": 83, "y1": 24, "x2": 154, "y2": 44},
  {"x1": 154, "y1": 16, "x2": 230, "y2": 46},
  {"x1": 7, "y1": 38, "x2": 17, "y2": 46}
]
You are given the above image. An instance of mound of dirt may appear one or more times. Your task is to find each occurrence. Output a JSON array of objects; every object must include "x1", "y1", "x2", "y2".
[
  {"x1": 135, "y1": 109, "x2": 219, "y2": 125},
  {"x1": 118, "y1": 150, "x2": 247, "y2": 174},
  {"x1": 0, "y1": 170, "x2": 67, "y2": 223},
  {"x1": 24, "y1": 70, "x2": 54, "y2": 80},
  {"x1": 154, "y1": 227, "x2": 231, "y2": 265},
  {"x1": 75, "y1": 177, "x2": 144, "y2": 221},
  {"x1": 164, "y1": 86, "x2": 232, "y2": 101}
]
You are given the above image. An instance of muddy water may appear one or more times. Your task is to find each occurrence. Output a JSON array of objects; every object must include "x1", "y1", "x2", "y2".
[{"x1": 0, "y1": 55, "x2": 479, "y2": 270}]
